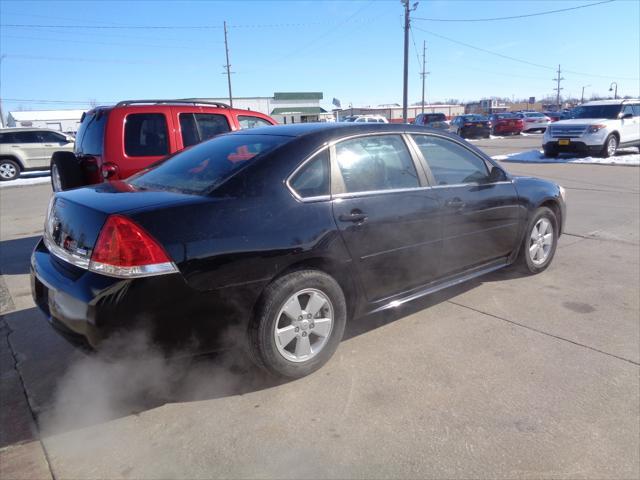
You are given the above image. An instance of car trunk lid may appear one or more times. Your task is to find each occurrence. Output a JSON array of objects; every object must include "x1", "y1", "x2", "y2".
[{"x1": 45, "y1": 182, "x2": 209, "y2": 265}]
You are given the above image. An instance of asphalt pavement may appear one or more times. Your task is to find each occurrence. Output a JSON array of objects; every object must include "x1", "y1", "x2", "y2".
[{"x1": 1, "y1": 134, "x2": 638, "y2": 479}]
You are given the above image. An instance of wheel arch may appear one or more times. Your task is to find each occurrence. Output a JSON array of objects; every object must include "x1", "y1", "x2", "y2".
[
  {"x1": 0, "y1": 154, "x2": 24, "y2": 170},
  {"x1": 539, "y1": 198, "x2": 563, "y2": 235},
  {"x1": 269, "y1": 257, "x2": 360, "y2": 321}
]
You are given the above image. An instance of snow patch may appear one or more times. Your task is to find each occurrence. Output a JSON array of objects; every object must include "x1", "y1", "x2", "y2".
[
  {"x1": 0, "y1": 171, "x2": 51, "y2": 188},
  {"x1": 492, "y1": 149, "x2": 640, "y2": 166}
]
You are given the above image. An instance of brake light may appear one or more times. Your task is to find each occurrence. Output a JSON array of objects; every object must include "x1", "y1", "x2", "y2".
[{"x1": 89, "y1": 215, "x2": 177, "y2": 278}]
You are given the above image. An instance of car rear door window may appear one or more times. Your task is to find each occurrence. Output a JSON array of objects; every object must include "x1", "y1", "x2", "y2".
[
  {"x1": 12, "y1": 131, "x2": 41, "y2": 143},
  {"x1": 179, "y1": 113, "x2": 230, "y2": 147},
  {"x1": 125, "y1": 113, "x2": 169, "y2": 157},
  {"x1": 412, "y1": 135, "x2": 489, "y2": 185},
  {"x1": 289, "y1": 149, "x2": 330, "y2": 199},
  {"x1": 335, "y1": 135, "x2": 419, "y2": 193},
  {"x1": 238, "y1": 115, "x2": 273, "y2": 130}
]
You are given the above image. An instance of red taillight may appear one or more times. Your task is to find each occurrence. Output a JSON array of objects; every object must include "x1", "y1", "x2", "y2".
[{"x1": 90, "y1": 215, "x2": 176, "y2": 277}]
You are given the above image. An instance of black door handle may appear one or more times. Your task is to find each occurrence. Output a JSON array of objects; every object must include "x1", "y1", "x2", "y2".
[
  {"x1": 339, "y1": 212, "x2": 367, "y2": 223},
  {"x1": 445, "y1": 198, "x2": 466, "y2": 209}
]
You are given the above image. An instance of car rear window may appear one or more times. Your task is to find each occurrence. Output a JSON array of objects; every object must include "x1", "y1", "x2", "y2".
[
  {"x1": 125, "y1": 113, "x2": 169, "y2": 157},
  {"x1": 128, "y1": 134, "x2": 288, "y2": 195},
  {"x1": 425, "y1": 114, "x2": 446, "y2": 122},
  {"x1": 76, "y1": 111, "x2": 107, "y2": 156}
]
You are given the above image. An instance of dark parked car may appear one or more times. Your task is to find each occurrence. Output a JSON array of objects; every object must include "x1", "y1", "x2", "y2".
[
  {"x1": 450, "y1": 115, "x2": 492, "y2": 138},
  {"x1": 413, "y1": 112, "x2": 449, "y2": 130},
  {"x1": 488, "y1": 113, "x2": 524, "y2": 136},
  {"x1": 31, "y1": 123, "x2": 566, "y2": 378}
]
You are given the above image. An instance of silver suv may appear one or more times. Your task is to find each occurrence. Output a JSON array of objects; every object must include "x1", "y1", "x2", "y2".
[{"x1": 0, "y1": 128, "x2": 74, "y2": 181}]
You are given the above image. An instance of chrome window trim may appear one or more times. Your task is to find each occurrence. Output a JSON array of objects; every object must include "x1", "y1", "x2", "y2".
[
  {"x1": 332, "y1": 186, "x2": 433, "y2": 200},
  {"x1": 285, "y1": 145, "x2": 332, "y2": 203}
]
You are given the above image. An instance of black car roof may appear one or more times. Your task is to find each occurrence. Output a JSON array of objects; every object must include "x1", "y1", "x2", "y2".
[{"x1": 232, "y1": 122, "x2": 442, "y2": 138}]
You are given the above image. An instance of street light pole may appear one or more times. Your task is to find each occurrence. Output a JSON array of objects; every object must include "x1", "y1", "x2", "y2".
[{"x1": 609, "y1": 82, "x2": 618, "y2": 99}]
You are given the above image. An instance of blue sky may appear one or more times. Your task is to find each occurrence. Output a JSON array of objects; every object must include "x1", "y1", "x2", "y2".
[{"x1": 0, "y1": 0, "x2": 638, "y2": 113}]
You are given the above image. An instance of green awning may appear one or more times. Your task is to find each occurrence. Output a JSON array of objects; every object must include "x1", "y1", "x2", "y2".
[
  {"x1": 270, "y1": 107, "x2": 327, "y2": 115},
  {"x1": 273, "y1": 92, "x2": 323, "y2": 100}
]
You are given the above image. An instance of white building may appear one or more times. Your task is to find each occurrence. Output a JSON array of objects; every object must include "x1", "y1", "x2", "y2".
[
  {"x1": 6, "y1": 109, "x2": 85, "y2": 134},
  {"x1": 196, "y1": 92, "x2": 328, "y2": 124}
]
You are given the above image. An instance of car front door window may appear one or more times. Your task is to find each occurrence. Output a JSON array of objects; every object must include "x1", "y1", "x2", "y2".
[{"x1": 411, "y1": 135, "x2": 489, "y2": 185}]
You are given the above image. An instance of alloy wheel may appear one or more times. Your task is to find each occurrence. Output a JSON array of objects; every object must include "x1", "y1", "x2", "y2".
[
  {"x1": 529, "y1": 218, "x2": 553, "y2": 266},
  {"x1": 607, "y1": 136, "x2": 617, "y2": 157},
  {"x1": 273, "y1": 288, "x2": 334, "y2": 363},
  {"x1": 0, "y1": 162, "x2": 17, "y2": 180}
]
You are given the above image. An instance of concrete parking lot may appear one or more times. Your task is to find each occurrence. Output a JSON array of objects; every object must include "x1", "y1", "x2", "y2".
[{"x1": 1, "y1": 135, "x2": 638, "y2": 479}]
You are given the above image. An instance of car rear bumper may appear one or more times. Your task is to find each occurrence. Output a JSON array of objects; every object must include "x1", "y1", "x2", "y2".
[
  {"x1": 460, "y1": 126, "x2": 491, "y2": 138},
  {"x1": 493, "y1": 124, "x2": 522, "y2": 134},
  {"x1": 544, "y1": 141, "x2": 602, "y2": 155},
  {"x1": 30, "y1": 238, "x2": 263, "y2": 352}
]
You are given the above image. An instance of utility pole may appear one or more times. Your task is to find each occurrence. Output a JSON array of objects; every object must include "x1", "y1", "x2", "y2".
[
  {"x1": 223, "y1": 21, "x2": 233, "y2": 107},
  {"x1": 402, "y1": 1, "x2": 418, "y2": 123},
  {"x1": 581, "y1": 84, "x2": 591, "y2": 104},
  {"x1": 0, "y1": 55, "x2": 5, "y2": 128},
  {"x1": 420, "y1": 40, "x2": 429, "y2": 114},
  {"x1": 553, "y1": 64, "x2": 564, "y2": 111}
]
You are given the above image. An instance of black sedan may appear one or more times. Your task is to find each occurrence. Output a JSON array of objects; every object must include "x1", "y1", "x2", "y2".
[
  {"x1": 31, "y1": 123, "x2": 566, "y2": 378},
  {"x1": 450, "y1": 115, "x2": 492, "y2": 138}
]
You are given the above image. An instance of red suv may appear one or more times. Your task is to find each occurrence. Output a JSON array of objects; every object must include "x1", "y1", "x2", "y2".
[{"x1": 51, "y1": 100, "x2": 277, "y2": 191}]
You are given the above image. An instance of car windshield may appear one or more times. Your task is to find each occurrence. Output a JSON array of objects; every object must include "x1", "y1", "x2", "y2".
[
  {"x1": 128, "y1": 134, "x2": 288, "y2": 195},
  {"x1": 571, "y1": 105, "x2": 622, "y2": 120},
  {"x1": 464, "y1": 115, "x2": 488, "y2": 121}
]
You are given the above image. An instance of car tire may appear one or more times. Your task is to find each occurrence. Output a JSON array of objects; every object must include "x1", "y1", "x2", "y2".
[
  {"x1": 543, "y1": 146, "x2": 559, "y2": 158},
  {"x1": 516, "y1": 206, "x2": 559, "y2": 274},
  {"x1": 50, "y1": 152, "x2": 84, "y2": 192},
  {"x1": 248, "y1": 269, "x2": 347, "y2": 379},
  {"x1": 0, "y1": 158, "x2": 20, "y2": 181},
  {"x1": 599, "y1": 134, "x2": 618, "y2": 158}
]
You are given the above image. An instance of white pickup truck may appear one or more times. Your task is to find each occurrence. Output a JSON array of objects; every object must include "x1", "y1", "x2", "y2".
[{"x1": 543, "y1": 99, "x2": 640, "y2": 158}]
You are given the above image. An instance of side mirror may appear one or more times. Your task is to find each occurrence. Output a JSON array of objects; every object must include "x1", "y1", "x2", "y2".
[
  {"x1": 621, "y1": 112, "x2": 633, "y2": 119},
  {"x1": 488, "y1": 166, "x2": 507, "y2": 182}
]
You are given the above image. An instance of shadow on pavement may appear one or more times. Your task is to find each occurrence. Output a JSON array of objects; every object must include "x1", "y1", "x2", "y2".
[{"x1": 0, "y1": 236, "x2": 41, "y2": 275}]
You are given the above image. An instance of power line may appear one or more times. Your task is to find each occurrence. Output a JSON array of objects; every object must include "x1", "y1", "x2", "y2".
[
  {"x1": 1, "y1": 53, "x2": 169, "y2": 65},
  {"x1": 1, "y1": 23, "x2": 223, "y2": 30},
  {"x1": 413, "y1": 0, "x2": 614, "y2": 22},
  {"x1": 413, "y1": 26, "x2": 640, "y2": 80},
  {"x1": 0, "y1": 34, "x2": 219, "y2": 50}
]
